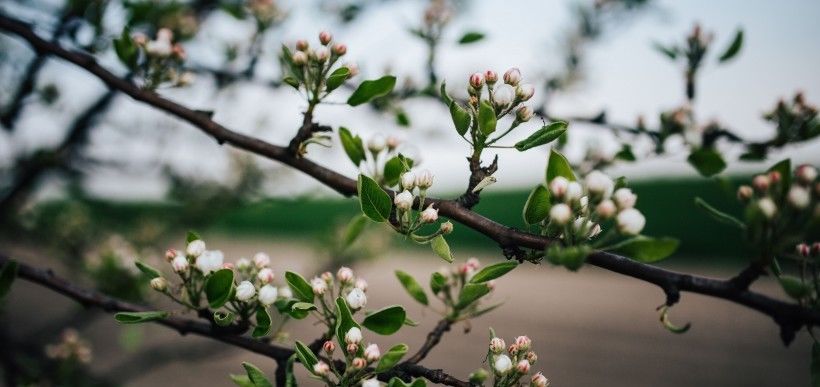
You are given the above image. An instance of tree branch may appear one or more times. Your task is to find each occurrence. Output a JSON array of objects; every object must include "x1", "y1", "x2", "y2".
[
  {"x1": 405, "y1": 319, "x2": 452, "y2": 364},
  {"x1": 2, "y1": 13, "x2": 818, "y2": 344}
]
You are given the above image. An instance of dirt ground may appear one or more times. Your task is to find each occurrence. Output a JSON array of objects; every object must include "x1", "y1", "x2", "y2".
[{"x1": 3, "y1": 238, "x2": 811, "y2": 386}]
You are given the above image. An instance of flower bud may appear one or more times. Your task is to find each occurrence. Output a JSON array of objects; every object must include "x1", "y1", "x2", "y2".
[
  {"x1": 223, "y1": 262, "x2": 234, "y2": 269},
  {"x1": 362, "y1": 378, "x2": 380, "y2": 387},
  {"x1": 796, "y1": 164, "x2": 818, "y2": 185},
  {"x1": 311, "y1": 277, "x2": 327, "y2": 295},
  {"x1": 150, "y1": 277, "x2": 167, "y2": 292},
  {"x1": 516, "y1": 106, "x2": 533, "y2": 122},
  {"x1": 549, "y1": 203, "x2": 572, "y2": 225},
  {"x1": 347, "y1": 343, "x2": 359, "y2": 354},
  {"x1": 490, "y1": 337, "x2": 506, "y2": 354},
  {"x1": 503, "y1": 67, "x2": 521, "y2": 86},
  {"x1": 616, "y1": 208, "x2": 646, "y2": 235},
  {"x1": 337, "y1": 267, "x2": 354, "y2": 283},
  {"x1": 313, "y1": 361, "x2": 330, "y2": 376},
  {"x1": 258, "y1": 284, "x2": 278, "y2": 305},
  {"x1": 415, "y1": 169, "x2": 434, "y2": 190},
  {"x1": 386, "y1": 135, "x2": 401, "y2": 150},
  {"x1": 345, "y1": 327, "x2": 363, "y2": 344},
  {"x1": 596, "y1": 199, "x2": 616, "y2": 219},
  {"x1": 752, "y1": 175, "x2": 770, "y2": 192},
  {"x1": 797, "y1": 243, "x2": 811, "y2": 257},
  {"x1": 253, "y1": 252, "x2": 271, "y2": 268},
  {"x1": 531, "y1": 372, "x2": 550, "y2": 387},
  {"x1": 257, "y1": 268, "x2": 275, "y2": 284},
  {"x1": 343, "y1": 62, "x2": 359, "y2": 77},
  {"x1": 508, "y1": 345, "x2": 519, "y2": 355},
  {"x1": 355, "y1": 278, "x2": 368, "y2": 291},
  {"x1": 165, "y1": 249, "x2": 177, "y2": 262},
  {"x1": 516, "y1": 84, "x2": 535, "y2": 101},
  {"x1": 440, "y1": 221, "x2": 454, "y2": 234},
  {"x1": 525, "y1": 351, "x2": 538, "y2": 364},
  {"x1": 235, "y1": 281, "x2": 256, "y2": 301},
  {"x1": 737, "y1": 185, "x2": 753, "y2": 202},
  {"x1": 279, "y1": 286, "x2": 293, "y2": 299},
  {"x1": 313, "y1": 47, "x2": 330, "y2": 63},
  {"x1": 565, "y1": 182, "x2": 583, "y2": 203},
  {"x1": 292, "y1": 51, "x2": 308, "y2": 66},
  {"x1": 323, "y1": 340, "x2": 336, "y2": 354},
  {"x1": 769, "y1": 171, "x2": 782, "y2": 184},
  {"x1": 421, "y1": 205, "x2": 439, "y2": 223},
  {"x1": 485, "y1": 70, "x2": 498, "y2": 84},
  {"x1": 394, "y1": 190, "x2": 414, "y2": 211},
  {"x1": 549, "y1": 177, "x2": 569, "y2": 199},
  {"x1": 469, "y1": 72, "x2": 485, "y2": 89},
  {"x1": 332, "y1": 43, "x2": 347, "y2": 56},
  {"x1": 320, "y1": 271, "x2": 333, "y2": 284},
  {"x1": 813, "y1": 242, "x2": 820, "y2": 256},
  {"x1": 588, "y1": 223, "x2": 602, "y2": 238},
  {"x1": 368, "y1": 134, "x2": 386, "y2": 153},
  {"x1": 132, "y1": 33, "x2": 147, "y2": 46},
  {"x1": 186, "y1": 240, "x2": 206, "y2": 257},
  {"x1": 295, "y1": 39, "x2": 309, "y2": 51},
  {"x1": 195, "y1": 250, "x2": 224, "y2": 274},
  {"x1": 364, "y1": 343, "x2": 381, "y2": 362},
  {"x1": 494, "y1": 84, "x2": 514, "y2": 108},
  {"x1": 585, "y1": 171, "x2": 614, "y2": 198},
  {"x1": 757, "y1": 197, "x2": 777, "y2": 219},
  {"x1": 172, "y1": 43, "x2": 186, "y2": 60},
  {"x1": 401, "y1": 172, "x2": 417, "y2": 190},
  {"x1": 494, "y1": 354, "x2": 513, "y2": 375},
  {"x1": 516, "y1": 359, "x2": 531, "y2": 374},
  {"x1": 352, "y1": 357, "x2": 367, "y2": 370},
  {"x1": 469, "y1": 368, "x2": 490, "y2": 384},
  {"x1": 514, "y1": 336, "x2": 532, "y2": 351},
  {"x1": 787, "y1": 185, "x2": 810, "y2": 209},
  {"x1": 319, "y1": 31, "x2": 332, "y2": 45},
  {"x1": 612, "y1": 188, "x2": 637, "y2": 209},
  {"x1": 346, "y1": 287, "x2": 367, "y2": 309},
  {"x1": 172, "y1": 256, "x2": 189, "y2": 273}
]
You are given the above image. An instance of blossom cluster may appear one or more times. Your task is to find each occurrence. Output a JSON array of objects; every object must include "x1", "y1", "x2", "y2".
[
  {"x1": 310, "y1": 327, "x2": 383, "y2": 386},
  {"x1": 127, "y1": 28, "x2": 193, "y2": 89},
  {"x1": 736, "y1": 164, "x2": 818, "y2": 221},
  {"x1": 311, "y1": 266, "x2": 369, "y2": 312},
  {"x1": 468, "y1": 68, "x2": 535, "y2": 123},
  {"x1": 473, "y1": 333, "x2": 549, "y2": 387},
  {"x1": 45, "y1": 329, "x2": 93, "y2": 364},
  {"x1": 285, "y1": 31, "x2": 357, "y2": 101},
  {"x1": 431, "y1": 258, "x2": 497, "y2": 318}
]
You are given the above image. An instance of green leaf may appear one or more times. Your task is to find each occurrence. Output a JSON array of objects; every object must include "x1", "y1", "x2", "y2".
[
  {"x1": 395, "y1": 271, "x2": 428, "y2": 305},
  {"x1": 294, "y1": 340, "x2": 319, "y2": 371},
  {"x1": 546, "y1": 149, "x2": 576, "y2": 182},
  {"x1": 186, "y1": 231, "x2": 201, "y2": 243},
  {"x1": 229, "y1": 374, "x2": 255, "y2": 387},
  {"x1": 449, "y1": 101, "x2": 472, "y2": 136},
  {"x1": 546, "y1": 245, "x2": 590, "y2": 271},
  {"x1": 113, "y1": 28, "x2": 138, "y2": 69},
  {"x1": 522, "y1": 184, "x2": 550, "y2": 225},
  {"x1": 718, "y1": 29, "x2": 743, "y2": 63},
  {"x1": 687, "y1": 148, "x2": 726, "y2": 177},
  {"x1": 383, "y1": 154, "x2": 412, "y2": 187},
  {"x1": 514, "y1": 121, "x2": 568, "y2": 151},
  {"x1": 363, "y1": 305, "x2": 407, "y2": 335},
  {"x1": 376, "y1": 343, "x2": 408, "y2": 373},
  {"x1": 339, "y1": 127, "x2": 366, "y2": 166},
  {"x1": 469, "y1": 261, "x2": 518, "y2": 284},
  {"x1": 440, "y1": 81, "x2": 453, "y2": 106},
  {"x1": 395, "y1": 110, "x2": 410, "y2": 127},
  {"x1": 388, "y1": 378, "x2": 426, "y2": 387},
  {"x1": 335, "y1": 297, "x2": 361, "y2": 353},
  {"x1": 325, "y1": 67, "x2": 350, "y2": 92},
  {"x1": 283, "y1": 76, "x2": 300, "y2": 90},
  {"x1": 431, "y1": 235, "x2": 454, "y2": 263},
  {"x1": 343, "y1": 215, "x2": 369, "y2": 248},
  {"x1": 614, "y1": 144, "x2": 637, "y2": 161},
  {"x1": 285, "y1": 355, "x2": 298, "y2": 387},
  {"x1": 285, "y1": 271, "x2": 314, "y2": 303},
  {"x1": 768, "y1": 159, "x2": 792, "y2": 192},
  {"x1": 812, "y1": 342, "x2": 820, "y2": 387},
  {"x1": 253, "y1": 306, "x2": 272, "y2": 337},
  {"x1": 779, "y1": 276, "x2": 809, "y2": 300},
  {"x1": 115, "y1": 311, "x2": 169, "y2": 324},
  {"x1": 652, "y1": 41, "x2": 678, "y2": 60},
  {"x1": 288, "y1": 302, "x2": 316, "y2": 319},
  {"x1": 205, "y1": 269, "x2": 235, "y2": 309},
  {"x1": 458, "y1": 31, "x2": 485, "y2": 44},
  {"x1": 455, "y1": 283, "x2": 491, "y2": 310},
  {"x1": 214, "y1": 310, "x2": 235, "y2": 326},
  {"x1": 134, "y1": 261, "x2": 162, "y2": 279},
  {"x1": 357, "y1": 174, "x2": 392, "y2": 222},
  {"x1": 430, "y1": 272, "x2": 447, "y2": 294},
  {"x1": 606, "y1": 236, "x2": 680, "y2": 263},
  {"x1": 348, "y1": 75, "x2": 396, "y2": 106},
  {"x1": 477, "y1": 100, "x2": 497, "y2": 136},
  {"x1": 694, "y1": 197, "x2": 746, "y2": 230},
  {"x1": 0, "y1": 260, "x2": 19, "y2": 299},
  {"x1": 242, "y1": 362, "x2": 273, "y2": 387}
]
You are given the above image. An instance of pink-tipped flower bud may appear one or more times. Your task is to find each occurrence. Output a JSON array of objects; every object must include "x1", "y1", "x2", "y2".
[
  {"x1": 321, "y1": 271, "x2": 334, "y2": 284},
  {"x1": 150, "y1": 277, "x2": 167, "y2": 292},
  {"x1": 507, "y1": 343, "x2": 519, "y2": 355},
  {"x1": 531, "y1": 372, "x2": 550, "y2": 387},
  {"x1": 514, "y1": 336, "x2": 532, "y2": 351},
  {"x1": 332, "y1": 43, "x2": 347, "y2": 56},
  {"x1": 421, "y1": 205, "x2": 439, "y2": 223},
  {"x1": 165, "y1": 249, "x2": 178, "y2": 262},
  {"x1": 292, "y1": 51, "x2": 308, "y2": 66},
  {"x1": 337, "y1": 267, "x2": 353, "y2": 283},
  {"x1": 172, "y1": 255, "x2": 189, "y2": 273},
  {"x1": 319, "y1": 31, "x2": 332, "y2": 45},
  {"x1": 343, "y1": 62, "x2": 359, "y2": 77},
  {"x1": 516, "y1": 84, "x2": 535, "y2": 101},
  {"x1": 355, "y1": 278, "x2": 368, "y2": 291},
  {"x1": 314, "y1": 47, "x2": 330, "y2": 63},
  {"x1": 796, "y1": 164, "x2": 818, "y2": 185},
  {"x1": 172, "y1": 43, "x2": 186, "y2": 60},
  {"x1": 490, "y1": 337, "x2": 506, "y2": 354},
  {"x1": 469, "y1": 72, "x2": 485, "y2": 89},
  {"x1": 132, "y1": 33, "x2": 148, "y2": 46},
  {"x1": 364, "y1": 343, "x2": 381, "y2": 362},
  {"x1": 257, "y1": 268, "x2": 275, "y2": 284},
  {"x1": 737, "y1": 185, "x2": 753, "y2": 202},
  {"x1": 752, "y1": 175, "x2": 770, "y2": 192},
  {"x1": 352, "y1": 357, "x2": 367, "y2": 370},
  {"x1": 787, "y1": 185, "x2": 810, "y2": 209},
  {"x1": 757, "y1": 197, "x2": 777, "y2": 219},
  {"x1": 549, "y1": 176, "x2": 569, "y2": 199},
  {"x1": 347, "y1": 343, "x2": 359, "y2": 354},
  {"x1": 253, "y1": 252, "x2": 271, "y2": 268},
  {"x1": 503, "y1": 67, "x2": 521, "y2": 86},
  {"x1": 223, "y1": 262, "x2": 235, "y2": 269},
  {"x1": 596, "y1": 199, "x2": 617, "y2": 219},
  {"x1": 186, "y1": 240, "x2": 206, "y2": 257},
  {"x1": 345, "y1": 327, "x2": 363, "y2": 344},
  {"x1": 295, "y1": 39, "x2": 309, "y2": 51},
  {"x1": 549, "y1": 203, "x2": 572, "y2": 225},
  {"x1": 485, "y1": 70, "x2": 498, "y2": 84},
  {"x1": 526, "y1": 351, "x2": 538, "y2": 364},
  {"x1": 440, "y1": 221, "x2": 454, "y2": 234},
  {"x1": 323, "y1": 340, "x2": 336, "y2": 354},
  {"x1": 769, "y1": 171, "x2": 782, "y2": 184},
  {"x1": 797, "y1": 243, "x2": 811, "y2": 257},
  {"x1": 311, "y1": 277, "x2": 327, "y2": 295},
  {"x1": 415, "y1": 169, "x2": 434, "y2": 190},
  {"x1": 394, "y1": 190, "x2": 414, "y2": 211},
  {"x1": 386, "y1": 135, "x2": 401, "y2": 150},
  {"x1": 516, "y1": 106, "x2": 533, "y2": 122},
  {"x1": 313, "y1": 361, "x2": 330, "y2": 376},
  {"x1": 516, "y1": 359, "x2": 531, "y2": 374},
  {"x1": 813, "y1": 242, "x2": 820, "y2": 256}
]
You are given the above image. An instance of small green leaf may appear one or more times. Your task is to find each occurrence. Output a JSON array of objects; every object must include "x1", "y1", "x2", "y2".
[
  {"x1": 186, "y1": 231, "x2": 201, "y2": 243},
  {"x1": 395, "y1": 271, "x2": 428, "y2": 305},
  {"x1": 283, "y1": 76, "x2": 300, "y2": 89},
  {"x1": 242, "y1": 362, "x2": 273, "y2": 387},
  {"x1": 285, "y1": 271, "x2": 314, "y2": 303},
  {"x1": 383, "y1": 154, "x2": 412, "y2": 187},
  {"x1": 439, "y1": 81, "x2": 453, "y2": 106},
  {"x1": 113, "y1": 28, "x2": 138, "y2": 69},
  {"x1": 335, "y1": 297, "x2": 361, "y2": 352},
  {"x1": 478, "y1": 100, "x2": 497, "y2": 136},
  {"x1": 376, "y1": 343, "x2": 408, "y2": 373},
  {"x1": 687, "y1": 148, "x2": 726, "y2": 177},
  {"x1": 718, "y1": 29, "x2": 743, "y2": 63},
  {"x1": 339, "y1": 127, "x2": 366, "y2": 166},
  {"x1": 214, "y1": 310, "x2": 235, "y2": 326},
  {"x1": 694, "y1": 197, "x2": 746, "y2": 230},
  {"x1": 469, "y1": 261, "x2": 518, "y2": 284},
  {"x1": 205, "y1": 269, "x2": 235, "y2": 309},
  {"x1": 357, "y1": 174, "x2": 392, "y2": 222},
  {"x1": 614, "y1": 144, "x2": 636, "y2": 161},
  {"x1": 288, "y1": 302, "x2": 316, "y2": 319},
  {"x1": 430, "y1": 272, "x2": 447, "y2": 294},
  {"x1": 363, "y1": 305, "x2": 407, "y2": 335},
  {"x1": 134, "y1": 261, "x2": 162, "y2": 279},
  {"x1": 343, "y1": 215, "x2": 369, "y2": 248},
  {"x1": 285, "y1": 355, "x2": 298, "y2": 387},
  {"x1": 325, "y1": 67, "x2": 350, "y2": 92},
  {"x1": 294, "y1": 340, "x2": 319, "y2": 371},
  {"x1": 652, "y1": 41, "x2": 678, "y2": 60},
  {"x1": 522, "y1": 184, "x2": 550, "y2": 225},
  {"x1": 253, "y1": 306, "x2": 271, "y2": 337},
  {"x1": 449, "y1": 102, "x2": 471, "y2": 136},
  {"x1": 546, "y1": 149, "x2": 576, "y2": 182},
  {"x1": 514, "y1": 121, "x2": 568, "y2": 151},
  {"x1": 395, "y1": 110, "x2": 410, "y2": 127},
  {"x1": 606, "y1": 236, "x2": 680, "y2": 263},
  {"x1": 115, "y1": 311, "x2": 169, "y2": 324},
  {"x1": 348, "y1": 75, "x2": 396, "y2": 106},
  {"x1": 230, "y1": 374, "x2": 255, "y2": 387},
  {"x1": 779, "y1": 276, "x2": 809, "y2": 300},
  {"x1": 455, "y1": 283, "x2": 491, "y2": 310},
  {"x1": 767, "y1": 159, "x2": 792, "y2": 193},
  {"x1": 431, "y1": 235, "x2": 454, "y2": 263},
  {"x1": 458, "y1": 31, "x2": 485, "y2": 44},
  {"x1": 0, "y1": 260, "x2": 19, "y2": 299}
]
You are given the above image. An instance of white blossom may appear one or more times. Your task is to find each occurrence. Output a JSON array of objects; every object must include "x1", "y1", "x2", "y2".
[
  {"x1": 364, "y1": 343, "x2": 381, "y2": 362},
  {"x1": 549, "y1": 203, "x2": 572, "y2": 225},
  {"x1": 171, "y1": 256, "x2": 189, "y2": 272},
  {"x1": 565, "y1": 182, "x2": 583, "y2": 202},
  {"x1": 494, "y1": 354, "x2": 513, "y2": 375},
  {"x1": 368, "y1": 134, "x2": 386, "y2": 153},
  {"x1": 596, "y1": 199, "x2": 616, "y2": 219},
  {"x1": 549, "y1": 176, "x2": 569, "y2": 198},
  {"x1": 415, "y1": 169, "x2": 434, "y2": 189},
  {"x1": 362, "y1": 378, "x2": 380, "y2": 387},
  {"x1": 516, "y1": 84, "x2": 535, "y2": 101},
  {"x1": 787, "y1": 185, "x2": 810, "y2": 209},
  {"x1": 394, "y1": 190, "x2": 414, "y2": 210},
  {"x1": 585, "y1": 171, "x2": 614, "y2": 198},
  {"x1": 421, "y1": 205, "x2": 439, "y2": 223},
  {"x1": 493, "y1": 84, "x2": 515, "y2": 108},
  {"x1": 345, "y1": 327, "x2": 363, "y2": 344},
  {"x1": 400, "y1": 172, "x2": 417, "y2": 190},
  {"x1": 186, "y1": 240, "x2": 206, "y2": 257},
  {"x1": 346, "y1": 287, "x2": 367, "y2": 309},
  {"x1": 258, "y1": 284, "x2": 278, "y2": 305},
  {"x1": 757, "y1": 197, "x2": 777, "y2": 219},
  {"x1": 235, "y1": 281, "x2": 256, "y2": 301},
  {"x1": 503, "y1": 67, "x2": 521, "y2": 86},
  {"x1": 279, "y1": 286, "x2": 293, "y2": 299},
  {"x1": 612, "y1": 188, "x2": 637, "y2": 209},
  {"x1": 337, "y1": 267, "x2": 354, "y2": 283},
  {"x1": 616, "y1": 208, "x2": 646, "y2": 235},
  {"x1": 196, "y1": 250, "x2": 224, "y2": 274},
  {"x1": 253, "y1": 252, "x2": 271, "y2": 268},
  {"x1": 311, "y1": 277, "x2": 327, "y2": 295},
  {"x1": 257, "y1": 268, "x2": 275, "y2": 284}
]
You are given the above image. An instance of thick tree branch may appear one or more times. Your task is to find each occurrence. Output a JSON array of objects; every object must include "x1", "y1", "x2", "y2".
[{"x1": 2, "y1": 13, "x2": 818, "y2": 344}]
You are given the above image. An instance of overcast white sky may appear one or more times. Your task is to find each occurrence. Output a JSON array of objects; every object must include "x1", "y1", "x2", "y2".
[{"x1": 2, "y1": 0, "x2": 819, "y2": 200}]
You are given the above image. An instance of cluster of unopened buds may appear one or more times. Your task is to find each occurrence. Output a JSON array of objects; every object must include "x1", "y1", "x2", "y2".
[
  {"x1": 130, "y1": 28, "x2": 193, "y2": 88},
  {"x1": 796, "y1": 242, "x2": 820, "y2": 258},
  {"x1": 285, "y1": 31, "x2": 358, "y2": 101},
  {"x1": 310, "y1": 327, "x2": 383, "y2": 386},
  {"x1": 470, "y1": 68, "x2": 535, "y2": 125},
  {"x1": 736, "y1": 164, "x2": 818, "y2": 221},
  {"x1": 310, "y1": 266, "x2": 369, "y2": 313},
  {"x1": 470, "y1": 333, "x2": 549, "y2": 387},
  {"x1": 393, "y1": 169, "x2": 454, "y2": 240},
  {"x1": 547, "y1": 171, "x2": 645, "y2": 243},
  {"x1": 357, "y1": 132, "x2": 419, "y2": 187},
  {"x1": 44, "y1": 328, "x2": 93, "y2": 364},
  {"x1": 430, "y1": 258, "x2": 497, "y2": 319}
]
